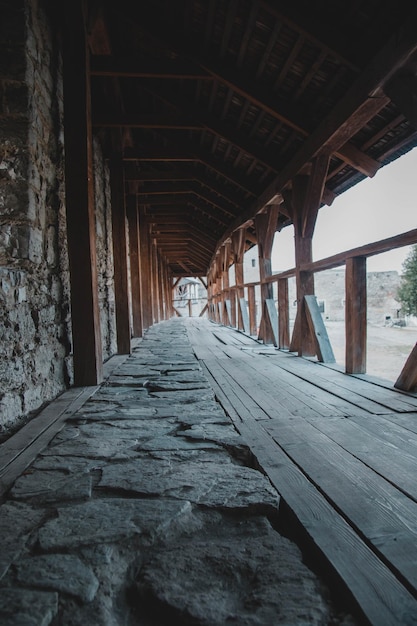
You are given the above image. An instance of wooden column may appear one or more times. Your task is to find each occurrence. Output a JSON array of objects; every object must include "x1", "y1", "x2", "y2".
[
  {"x1": 126, "y1": 194, "x2": 142, "y2": 337},
  {"x1": 221, "y1": 243, "x2": 231, "y2": 325},
  {"x1": 110, "y1": 157, "x2": 131, "y2": 354},
  {"x1": 345, "y1": 256, "x2": 367, "y2": 374},
  {"x1": 255, "y1": 206, "x2": 279, "y2": 345},
  {"x1": 138, "y1": 206, "x2": 153, "y2": 331},
  {"x1": 248, "y1": 285, "x2": 257, "y2": 336},
  {"x1": 62, "y1": 0, "x2": 103, "y2": 385},
  {"x1": 289, "y1": 155, "x2": 330, "y2": 356},
  {"x1": 151, "y1": 239, "x2": 160, "y2": 324},
  {"x1": 232, "y1": 228, "x2": 249, "y2": 333},
  {"x1": 278, "y1": 277, "x2": 290, "y2": 349},
  {"x1": 157, "y1": 251, "x2": 165, "y2": 320}
]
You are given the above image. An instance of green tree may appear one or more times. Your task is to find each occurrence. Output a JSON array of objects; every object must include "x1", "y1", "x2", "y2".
[{"x1": 398, "y1": 245, "x2": 417, "y2": 316}]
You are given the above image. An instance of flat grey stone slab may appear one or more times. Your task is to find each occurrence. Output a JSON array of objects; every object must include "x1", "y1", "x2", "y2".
[
  {"x1": 177, "y1": 423, "x2": 247, "y2": 448},
  {"x1": 33, "y1": 455, "x2": 105, "y2": 473},
  {"x1": 135, "y1": 517, "x2": 331, "y2": 625},
  {"x1": 10, "y1": 470, "x2": 92, "y2": 503},
  {"x1": 0, "y1": 589, "x2": 58, "y2": 626},
  {"x1": 99, "y1": 459, "x2": 280, "y2": 512},
  {"x1": 38, "y1": 498, "x2": 192, "y2": 550},
  {"x1": 15, "y1": 554, "x2": 99, "y2": 602},
  {"x1": 0, "y1": 502, "x2": 47, "y2": 580},
  {"x1": 41, "y1": 420, "x2": 176, "y2": 460}
]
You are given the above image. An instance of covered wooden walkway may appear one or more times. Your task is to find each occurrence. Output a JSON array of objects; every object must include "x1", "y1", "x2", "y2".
[{"x1": 187, "y1": 318, "x2": 417, "y2": 625}]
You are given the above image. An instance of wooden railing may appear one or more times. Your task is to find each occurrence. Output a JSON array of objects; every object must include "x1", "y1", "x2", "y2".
[{"x1": 207, "y1": 228, "x2": 417, "y2": 390}]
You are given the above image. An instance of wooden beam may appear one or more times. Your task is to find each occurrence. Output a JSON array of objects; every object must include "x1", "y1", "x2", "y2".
[
  {"x1": 63, "y1": 0, "x2": 103, "y2": 386},
  {"x1": 123, "y1": 144, "x2": 260, "y2": 197},
  {"x1": 126, "y1": 167, "x2": 245, "y2": 208},
  {"x1": 345, "y1": 256, "x2": 367, "y2": 374},
  {"x1": 110, "y1": 157, "x2": 131, "y2": 354},
  {"x1": 90, "y1": 56, "x2": 211, "y2": 79}
]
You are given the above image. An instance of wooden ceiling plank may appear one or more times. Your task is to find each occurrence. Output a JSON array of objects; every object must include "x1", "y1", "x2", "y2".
[
  {"x1": 237, "y1": 1, "x2": 259, "y2": 67},
  {"x1": 360, "y1": 114, "x2": 405, "y2": 152},
  {"x1": 273, "y1": 33, "x2": 304, "y2": 91},
  {"x1": 205, "y1": 0, "x2": 217, "y2": 46},
  {"x1": 256, "y1": 19, "x2": 282, "y2": 79},
  {"x1": 220, "y1": 0, "x2": 239, "y2": 58},
  {"x1": 293, "y1": 48, "x2": 327, "y2": 101}
]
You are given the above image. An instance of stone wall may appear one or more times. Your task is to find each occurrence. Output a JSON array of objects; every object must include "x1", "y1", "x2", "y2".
[
  {"x1": 0, "y1": 0, "x2": 117, "y2": 434},
  {"x1": 0, "y1": 0, "x2": 69, "y2": 433},
  {"x1": 93, "y1": 137, "x2": 117, "y2": 361}
]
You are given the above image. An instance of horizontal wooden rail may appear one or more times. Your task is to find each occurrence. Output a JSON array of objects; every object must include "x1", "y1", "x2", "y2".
[{"x1": 207, "y1": 227, "x2": 417, "y2": 388}]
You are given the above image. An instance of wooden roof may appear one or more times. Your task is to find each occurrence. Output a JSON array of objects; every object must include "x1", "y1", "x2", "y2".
[{"x1": 88, "y1": 0, "x2": 417, "y2": 276}]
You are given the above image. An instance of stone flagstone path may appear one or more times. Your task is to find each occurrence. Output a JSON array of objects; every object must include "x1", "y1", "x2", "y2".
[{"x1": 0, "y1": 319, "x2": 356, "y2": 625}]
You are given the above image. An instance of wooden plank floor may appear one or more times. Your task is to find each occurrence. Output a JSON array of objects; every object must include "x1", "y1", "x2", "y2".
[{"x1": 186, "y1": 319, "x2": 417, "y2": 626}]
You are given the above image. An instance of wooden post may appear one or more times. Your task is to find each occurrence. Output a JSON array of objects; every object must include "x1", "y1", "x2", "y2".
[
  {"x1": 221, "y1": 242, "x2": 231, "y2": 325},
  {"x1": 157, "y1": 250, "x2": 165, "y2": 321},
  {"x1": 110, "y1": 157, "x2": 131, "y2": 354},
  {"x1": 345, "y1": 256, "x2": 367, "y2": 374},
  {"x1": 255, "y1": 206, "x2": 279, "y2": 345},
  {"x1": 126, "y1": 194, "x2": 142, "y2": 337},
  {"x1": 232, "y1": 228, "x2": 248, "y2": 332},
  {"x1": 248, "y1": 285, "x2": 257, "y2": 336},
  {"x1": 62, "y1": 0, "x2": 103, "y2": 385},
  {"x1": 138, "y1": 206, "x2": 153, "y2": 331},
  {"x1": 151, "y1": 239, "x2": 160, "y2": 324},
  {"x1": 278, "y1": 277, "x2": 290, "y2": 349}
]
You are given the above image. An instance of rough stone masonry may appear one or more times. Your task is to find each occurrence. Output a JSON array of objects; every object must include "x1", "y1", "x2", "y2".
[{"x1": 0, "y1": 319, "x2": 356, "y2": 625}]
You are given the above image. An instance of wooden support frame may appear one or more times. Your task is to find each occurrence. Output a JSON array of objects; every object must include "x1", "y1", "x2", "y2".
[
  {"x1": 63, "y1": 0, "x2": 103, "y2": 385},
  {"x1": 290, "y1": 155, "x2": 330, "y2": 356},
  {"x1": 231, "y1": 228, "x2": 248, "y2": 332},
  {"x1": 255, "y1": 205, "x2": 279, "y2": 345},
  {"x1": 345, "y1": 256, "x2": 367, "y2": 374}
]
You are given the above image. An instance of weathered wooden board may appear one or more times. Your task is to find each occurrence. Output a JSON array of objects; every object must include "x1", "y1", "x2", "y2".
[
  {"x1": 274, "y1": 352, "x2": 417, "y2": 413},
  {"x1": 264, "y1": 417, "x2": 417, "y2": 593},
  {"x1": 303, "y1": 413, "x2": 417, "y2": 501},
  {"x1": 199, "y1": 363, "x2": 417, "y2": 625}
]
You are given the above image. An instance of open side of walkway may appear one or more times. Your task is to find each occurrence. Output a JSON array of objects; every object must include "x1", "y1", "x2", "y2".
[
  {"x1": 0, "y1": 319, "x2": 356, "y2": 626},
  {"x1": 186, "y1": 318, "x2": 417, "y2": 626}
]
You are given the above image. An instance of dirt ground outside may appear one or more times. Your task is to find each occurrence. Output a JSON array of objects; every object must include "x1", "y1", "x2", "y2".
[{"x1": 324, "y1": 320, "x2": 417, "y2": 383}]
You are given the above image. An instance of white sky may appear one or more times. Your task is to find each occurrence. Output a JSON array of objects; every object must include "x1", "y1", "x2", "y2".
[{"x1": 272, "y1": 147, "x2": 417, "y2": 274}]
